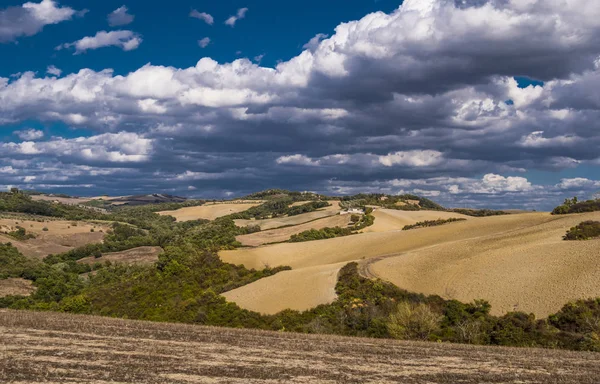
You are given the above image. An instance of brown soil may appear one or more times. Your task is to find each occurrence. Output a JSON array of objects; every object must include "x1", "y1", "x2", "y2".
[
  {"x1": 158, "y1": 201, "x2": 262, "y2": 221},
  {"x1": 1, "y1": 309, "x2": 599, "y2": 383},
  {"x1": 77, "y1": 246, "x2": 163, "y2": 266},
  {"x1": 0, "y1": 218, "x2": 109, "y2": 259},
  {"x1": 236, "y1": 214, "x2": 351, "y2": 247},
  {"x1": 0, "y1": 279, "x2": 35, "y2": 298}
]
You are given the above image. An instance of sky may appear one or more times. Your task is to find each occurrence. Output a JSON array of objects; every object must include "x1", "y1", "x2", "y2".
[{"x1": 1, "y1": 0, "x2": 600, "y2": 210}]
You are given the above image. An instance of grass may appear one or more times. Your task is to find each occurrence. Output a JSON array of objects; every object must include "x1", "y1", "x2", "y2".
[{"x1": 1, "y1": 309, "x2": 600, "y2": 383}]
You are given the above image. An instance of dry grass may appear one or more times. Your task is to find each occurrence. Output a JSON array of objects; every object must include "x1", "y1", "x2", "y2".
[
  {"x1": 1, "y1": 309, "x2": 599, "y2": 383},
  {"x1": 368, "y1": 211, "x2": 600, "y2": 317},
  {"x1": 236, "y1": 214, "x2": 351, "y2": 247},
  {"x1": 222, "y1": 262, "x2": 346, "y2": 314},
  {"x1": 77, "y1": 246, "x2": 163, "y2": 266},
  {"x1": 158, "y1": 201, "x2": 263, "y2": 222},
  {"x1": 221, "y1": 212, "x2": 600, "y2": 317},
  {"x1": 0, "y1": 279, "x2": 35, "y2": 298},
  {"x1": 234, "y1": 201, "x2": 341, "y2": 230},
  {"x1": 362, "y1": 209, "x2": 471, "y2": 233},
  {"x1": 0, "y1": 218, "x2": 109, "y2": 259}
]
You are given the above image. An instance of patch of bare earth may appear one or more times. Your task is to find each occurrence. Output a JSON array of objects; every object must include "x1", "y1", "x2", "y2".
[
  {"x1": 77, "y1": 246, "x2": 163, "y2": 266},
  {"x1": 236, "y1": 214, "x2": 351, "y2": 247},
  {"x1": 1, "y1": 310, "x2": 599, "y2": 383},
  {"x1": 0, "y1": 279, "x2": 35, "y2": 298},
  {"x1": 158, "y1": 201, "x2": 263, "y2": 222},
  {"x1": 0, "y1": 218, "x2": 109, "y2": 259}
]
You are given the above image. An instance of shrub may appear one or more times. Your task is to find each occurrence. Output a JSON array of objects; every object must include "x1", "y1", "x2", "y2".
[
  {"x1": 387, "y1": 301, "x2": 442, "y2": 340},
  {"x1": 42, "y1": 227, "x2": 49, "y2": 232},
  {"x1": 564, "y1": 221, "x2": 600, "y2": 240},
  {"x1": 403, "y1": 218, "x2": 466, "y2": 231}
]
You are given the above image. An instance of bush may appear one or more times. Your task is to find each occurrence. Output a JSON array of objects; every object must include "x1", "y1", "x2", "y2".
[
  {"x1": 552, "y1": 197, "x2": 600, "y2": 215},
  {"x1": 403, "y1": 218, "x2": 466, "y2": 231},
  {"x1": 564, "y1": 221, "x2": 600, "y2": 240},
  {"x1": 387, "y1": 302, "x2": 443, "y2": 340},
  {"x1": 42, "y1": 227, "x2": 49, "y2": 232}
]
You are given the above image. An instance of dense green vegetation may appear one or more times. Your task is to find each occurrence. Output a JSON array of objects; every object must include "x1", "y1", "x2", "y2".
[
  {"x1": 449, "y1": 208, "x2": 510, "y2": 217},
  {"x1": 564, "y1": 221, "x2": 600, "y2": 241},
  {"x1": 552, "y1": 197, "x2": 600, "y2": 215},
  {"x1": 2, "y1": 226, "x2": 36, "y2": 240},
  {"x1": 242, "y1": 189, "x2": 327, "y2": 201},
  {"x1": 231, "y1": 198, "x2": 330, "y2": 220},
  {"x1": 403, "y1": 218, "x2": 467, "y2": 231},
  {"x1": 3, "y1": 190, "x2": 600, "y2": 352},
  {"x1": 289, "y1": 212, "x2": 375, "y2": 242}
]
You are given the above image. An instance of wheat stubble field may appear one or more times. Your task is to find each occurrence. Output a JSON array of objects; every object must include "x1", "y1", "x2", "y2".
[
  {"x1": 1, "y1": 310, "x2": 599, "y2": 384},
  {"x1": 221, "y1": 211, "x2": 600, "y2": 317}
]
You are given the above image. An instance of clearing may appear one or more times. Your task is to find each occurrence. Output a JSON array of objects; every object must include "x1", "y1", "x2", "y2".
[
  {"x1": 0, "y1": 217, "x2": 108, "y2": 258},
  {"x1": 0, "y1": 278, "x2": 35, "y2": 298},
  {"x1": 1, "y1": 309, "x2": 599, "y2": 383},
  {"x1": 221, "y1": 212, "x2": 600, "y2": 317},
  {"x1": 77, "y1": 246, "x2": 163, "y2": 266},
  {"x1": 236, "y1": 214, "x2": 351, "y2": 247},
  {"x1": 158, "y1": 201, "x2": 262, "y2": 221}
]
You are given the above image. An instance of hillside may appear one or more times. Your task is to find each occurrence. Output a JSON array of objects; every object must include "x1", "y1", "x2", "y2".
[{"x1": 1, "y1": 309, "x2": 599, "y2": 384}]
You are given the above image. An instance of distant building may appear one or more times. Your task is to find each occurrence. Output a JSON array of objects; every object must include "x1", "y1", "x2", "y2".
[{"x1": 341, "y1": 208, "x2": 364, "y2": 215}]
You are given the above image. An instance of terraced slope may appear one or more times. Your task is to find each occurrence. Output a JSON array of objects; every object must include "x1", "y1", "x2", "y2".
[{"x1": 2, "y1": 309, "x2": 599, "y2": 384}]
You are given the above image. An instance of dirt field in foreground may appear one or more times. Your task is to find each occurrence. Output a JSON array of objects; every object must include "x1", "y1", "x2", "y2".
[
  {"x1": 0, "y1": 218, "x2": 108, "y2": 258},
  {"x1": 236, "y1": 214, "x2": 351, "y2": 247},
  {"x1": 158, "y1": 202, "x2": 262, "y2": 221},
  {"x1": 77, "y1": 246, "x2": 163, "y2": 266},
  {"x1": 0, "y1": 279, "x2": 35, "y2": 298},
  {"x1": 1, "y1": 310, "x2": 599, "y2": 384}
]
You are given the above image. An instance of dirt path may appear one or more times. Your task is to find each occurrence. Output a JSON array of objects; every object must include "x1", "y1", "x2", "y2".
[{"x1": 1, "y1": 309, "x2": 599, "y2": 383}]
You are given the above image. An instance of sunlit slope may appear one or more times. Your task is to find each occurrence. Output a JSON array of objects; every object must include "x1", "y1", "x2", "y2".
[
  {"x1": 220, "y1": 213, "x2": 548, "y2": 270},
  {"x1": 233, "y1": 201, "x2": 341, "y2": 230},
  {"x1": 158, "y1": 202, "x2": 262, "y2": 221},
  {"x1": 362, "y1": 209, "x2": 471, "y2": 233},
  {"x1": 222, "y1": 262, "x2": 346, "y2": 314},
  {"x1": 369, "y1": 211, "x2": 600, "y2": 317}
]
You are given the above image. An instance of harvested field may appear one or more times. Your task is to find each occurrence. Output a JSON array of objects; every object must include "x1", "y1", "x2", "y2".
[
  {"x1": 158, "y1": 201, "x2": 262, "y2": 221},
  {"x1": 0, "y1": 278, "x2": 35, "y2": 297},
  {"x1": 363, "y1": 209, "x2": 471, "y2": 233},
  {"x1": 30, "y1": 195, "x2": 93, "y2": 205},
  {"x1": 221, "y1": 212, "x2": 600, "y2": 317},
  {"x1": 0, "y1": 218, "x2": 108, "y2": 259},
  {"x1": 234, "y1": 201, "x2": 341, "y2": 230},
  {"x1": 236, "y1": 214, "x2": 351, "y2": 246},
  {"x1": 222, "y1": 263, "x2": 346, "y2": 314},
  {"x1": 368, "y1": 211, "x2": 600, "y2": 317},
  {"x1": 77, "y1": 246, "x2": 163, "y2": 266},
  {"x1": 1, "y1": 310, "x2": 599, "y2": 384}
]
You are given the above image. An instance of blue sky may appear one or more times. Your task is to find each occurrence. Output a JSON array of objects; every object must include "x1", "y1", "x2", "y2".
[{"x1": 1, "y1": 0, "x2": 600, "y2": 210}]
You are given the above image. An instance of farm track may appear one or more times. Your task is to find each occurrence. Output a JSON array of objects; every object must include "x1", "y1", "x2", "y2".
[{"x1": 1, "y1": 309, "x2": 600, "y2": 383}]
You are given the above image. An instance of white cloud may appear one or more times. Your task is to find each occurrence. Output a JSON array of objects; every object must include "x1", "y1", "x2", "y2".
[
  {"x1": 56, "y1": 30, "x2": 142, "y2": 54},
  {"x1": 107, "y1": 6, "x2": 134, "y2": 27},
  {"x1": 190, "y1": 10, "x2": 213, "y2": 25},
  {"x1": 46, "y1": 65, "x2": 62, "y2": 76},
  {"x1": 556, "y1": 178, "x2": 600, "y2": 190},
  {"x1": 0, "y1": 166, "x2": 17, "y2": 174},
  {"x1": 198, "y1": 37, "x2": 210, "y2": 48},
  {"x1": 225, "y1": 8, "x2": 248, "y2": 27},
  {"x1": 276, "y1": 154, "x2": 319, "y2": 166},
  {"x1": 379, "y1": 150, "x2": 444, "y2": 167},
  {"x1": 303, "y1": 33, "x2": 328, "y2": 53},
  {"x1": 0, "y1": 0, "x2": 79, "y2": 43},
  {"x1": 15, "y1": 129, "x2": 44, "y2": 140},
  {"x1": 519, "y1": 131, "x2": 581, "y2": 148}
]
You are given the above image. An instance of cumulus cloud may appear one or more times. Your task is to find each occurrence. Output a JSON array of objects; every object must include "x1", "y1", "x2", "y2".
[
  {"x1": 107, "y1": 5, "x2": 134, "y2": 27},
  {"x1": 0, "y1": 0, "x2": 79, "y2": 43},
  {"x1": 225, "y1": 8, "x2": 248, "y2": 27},
  {"x1": 190, "y1": 10, "x2": 213, "y2": 25},
  {"x1": 0, "y1": 0, "x2": 599, "y2": 208},
  {"x1": 56, "y1": 30, "x2": 142, "y2": 54},
  {"x1": 15, "y1": 129, "x2": 44, "y2": 140},
  {"x1": 198, "y1": 37, "x2": 210, "y2": 48},
  {"x1": 46, "y1": 65, "x2": 61, "y2": 76}
]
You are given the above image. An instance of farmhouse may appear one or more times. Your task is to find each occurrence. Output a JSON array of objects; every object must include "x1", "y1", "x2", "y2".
[{"x1": 341, "y1": 208, "x2": 364, "y2": 215}]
